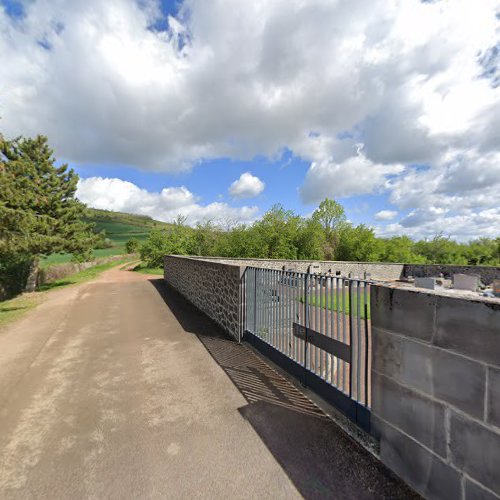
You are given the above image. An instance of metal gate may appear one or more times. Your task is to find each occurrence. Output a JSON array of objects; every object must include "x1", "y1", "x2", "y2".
[{"x1": 243, "y1": 266, "x2": 371, "y2": 431}]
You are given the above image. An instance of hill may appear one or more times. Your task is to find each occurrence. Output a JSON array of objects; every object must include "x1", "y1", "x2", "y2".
[{"x1": 42, "y1": 209, "x2": 171, "y2": 266}]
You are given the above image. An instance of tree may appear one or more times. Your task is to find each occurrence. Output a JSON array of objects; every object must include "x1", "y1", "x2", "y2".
[
  {"x1": 379, "y1": 236, "x2": 427, "y2": 264},
  {"x1": 0, "y1": 135, "x2": 96, "y2": 291},
  {"x1": 312, "y1": 198, "x2": 347, "y2": 259},
  {"x1": 253, "y1": 205, "x2": 301, "y2": 259},
  {"x1": 335, "y1": 224, "x2": 383, "y2": 262},
  {"x1": 140, "y1": 226, "x2": 196, "y2": 267},
  {"x1": 125, "y1": 237, "x2": 141, "y2": 254},
  {"x1": 413, "y1": 234, "x2": 468, "y2": 265}
]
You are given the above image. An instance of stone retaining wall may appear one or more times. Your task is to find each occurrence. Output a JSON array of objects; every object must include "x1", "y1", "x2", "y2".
[
  {"x1": 371, "y1": 285, "x2": 500, "y2": 500},
  {"x1": 178, "y1": 256, "x2": 500, "y2": 284},
  {"x1": 163, "y1": 256, "x2": 244, "y2": 340},
  {"x1": 185, "y1": 256, "x2": 405, "y2": 281}
]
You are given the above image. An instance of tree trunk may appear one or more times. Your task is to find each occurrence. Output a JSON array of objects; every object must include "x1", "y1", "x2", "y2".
[{"x1": 24, "y1": 257, "x2": 39, "y2": 292}]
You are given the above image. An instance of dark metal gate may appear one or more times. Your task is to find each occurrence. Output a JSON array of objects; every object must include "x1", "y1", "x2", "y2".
[{"x1": 243, "y1": 266, "x2": 371, "y2": 432}]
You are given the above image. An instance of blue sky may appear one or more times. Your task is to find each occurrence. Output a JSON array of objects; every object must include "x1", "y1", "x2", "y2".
[{"x1": 1, "y1": 0, "x2": 499, "y2": 239}]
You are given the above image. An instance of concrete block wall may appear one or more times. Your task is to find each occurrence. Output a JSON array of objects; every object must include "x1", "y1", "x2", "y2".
[
  {"x1": 371, "y1": 285, "x2": 500, "y2": 499},
  {"x1": 163, "y1": 256, "x2": 244, "y2": 340}
]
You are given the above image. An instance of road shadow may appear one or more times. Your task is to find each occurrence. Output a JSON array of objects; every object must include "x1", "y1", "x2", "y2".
[{"x1": 148, "y1": 278, "x2": 420, "y2": 500}]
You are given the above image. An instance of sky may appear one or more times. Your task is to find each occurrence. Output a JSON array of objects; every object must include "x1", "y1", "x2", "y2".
[{"x1": 1, "y1": 0, "x2": 500, "y2": 240}]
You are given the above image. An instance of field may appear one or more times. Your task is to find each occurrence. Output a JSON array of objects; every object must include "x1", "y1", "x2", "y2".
[{"x1": 42, "y1": 209, "x2": 171, "y2": 267}]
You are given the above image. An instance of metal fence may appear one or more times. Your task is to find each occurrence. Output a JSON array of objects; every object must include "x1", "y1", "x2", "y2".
[{"x1": 243, "y1": 266, "x2": 371, "y2": 431}]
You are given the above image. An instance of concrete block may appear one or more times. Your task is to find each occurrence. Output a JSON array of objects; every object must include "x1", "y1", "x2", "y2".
[
  {"x1": 372, "y1": 371, "x2": 447, "y2": 456},
  {"x1": 450, "y1": 412, "x2": 500, "y2": 495},
  {"x1": 454, "y1": 273, "x2": 479, "y2": 291},
  {"x1": 465, "y1": 480, "x2": 500, "y2": 500},
  {"x1": 374, "y1": 416, "x2": 462, "y2": 500},
  {"x1": 372, "y1": 328, "x2": 486, "y2": 418},
  {"x1": 371, "y1": 286, "x2": 436, "y2": 341},
  {"x1": 487, "y1": 366, "x2": 500, "y2": 429},
  {"x1": 435, "y1": 296, "x2": 500, "y2": 367}
]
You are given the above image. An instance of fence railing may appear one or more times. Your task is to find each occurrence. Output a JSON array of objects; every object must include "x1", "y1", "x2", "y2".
[{"x1": 244, "y1": 266, "x2": 371, "y2": 429}]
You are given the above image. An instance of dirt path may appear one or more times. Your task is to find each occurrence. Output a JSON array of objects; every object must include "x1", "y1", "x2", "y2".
[
  {"x1": 0, "y1": 266, "x2": 301, "y2": 499},
  {"x1": 0, "y1": 265, "x2": 418, "y2": 499}
]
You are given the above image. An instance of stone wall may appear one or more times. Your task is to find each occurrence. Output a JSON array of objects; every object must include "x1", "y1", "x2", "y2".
[
  {"x1": 371, "y1": 285, "x2": 500, "y2": 500},
  {"x1": 185, "y1": 256, "x2": 405, "y2": 281},
  {"x1": 177, "y1": 256, "x2": 500, "y2": 285},
  {"x1": 163, "y1": 256, "x2": 244, "y2": 340}
]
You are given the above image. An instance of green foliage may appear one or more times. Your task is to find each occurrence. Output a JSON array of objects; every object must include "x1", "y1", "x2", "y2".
[
  {"x1": 0, "y1": 135, "x2": 96, "y2": 259},
  {"x1": 124, "y1": 198, "x2": 500, "y2": 269},
  {"x1": 140, "y1": 225, "x2": 196, "y2": 267},
  {"x1": 413, "y1": 234, "x2": 468, "y2": 265},
  {"x1": 336, "y1": 224, "x2": 382, "y2": 262},
  {"x1": 125, "y1": 238, "x2": 141, "y2": 254},
  {"x1": 378, "y1": 236, "x2": 427, "y2": 264},
  {"x1": 0, "y1": 134, "x2": 97, "y2": 294}
]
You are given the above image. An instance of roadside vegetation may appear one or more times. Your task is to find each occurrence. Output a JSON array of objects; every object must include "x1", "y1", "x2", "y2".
[
  {"x1": 137, "y1": 200, "x2": 500, "y2": 269},
  {"x1": 0, "y1": 258, "x2": 133, "y2": 328}
]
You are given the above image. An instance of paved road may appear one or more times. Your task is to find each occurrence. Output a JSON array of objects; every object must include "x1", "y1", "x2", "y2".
[{"x1": 0, "y1": 266, "x2": 418, "y2": 499}]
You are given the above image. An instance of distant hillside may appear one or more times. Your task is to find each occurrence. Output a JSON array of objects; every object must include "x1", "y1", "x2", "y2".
[
  {"x1": 84, "y1": 208, "x2": 171, "y2": 246},
  {"x1": 42, "y1": 209, "x2": 171, "y2": 266}
]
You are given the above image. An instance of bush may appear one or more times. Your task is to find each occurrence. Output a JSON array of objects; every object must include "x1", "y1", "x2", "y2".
[
  {"x1": 0, "y1": 253, "x2": 32, "y2": 300},
  {"x1": 125, "y1": 238, "x2": 141, "y2": 254}
]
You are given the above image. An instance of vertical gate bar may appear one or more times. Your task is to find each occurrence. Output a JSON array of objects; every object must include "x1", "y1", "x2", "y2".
[
  {"x1": 320, "y1": 275, "x2": 324, "y2": 380},
  {"x1": 356, "y1": 279, "x2": 362, "y2": 402},
  {"x1": 272, "y1": 269, "x2": 275, "y2": 347},
  {"x1": 348, "y1": 280, "x2": 353, "y2": 398},
  {"x1": 364, "y1": 282, "x2": 370, "y2": 407},
  {"x1": 304, "y1": 271, "x2": 309, "y2": 384},
  {"x1": 342, "y1": 278, "x2": 346, "y2": 393},
  {"x1": 253, "y1": 268, "x2": 257, "y2": 334},
  {"x1": 335, "y1": 277, "x2": 339, "y2": 389},
  {"x1": 314, "y1": 274, "x2": 318, "y2": 376},
  {"x1": 280, "y1": 270, "x2": 283, "y2": 353}
]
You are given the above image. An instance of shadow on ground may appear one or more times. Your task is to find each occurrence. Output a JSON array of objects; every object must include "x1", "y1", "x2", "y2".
[{"x1": 148, "y1": 278, "x2": 420, "y2": 500}]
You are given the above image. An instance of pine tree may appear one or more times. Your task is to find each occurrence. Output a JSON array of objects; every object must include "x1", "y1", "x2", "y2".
[{"x1": 0, "y1": 134, "x2": 96, "y2": 291}]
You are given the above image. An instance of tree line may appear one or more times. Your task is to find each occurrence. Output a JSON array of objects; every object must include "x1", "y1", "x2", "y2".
[
  {"x1": 137, "y1": 200, "x2": 500, "y2": 268},
  {"x1": 1, "y1": 133, "x2": 498, "y2": 299}
]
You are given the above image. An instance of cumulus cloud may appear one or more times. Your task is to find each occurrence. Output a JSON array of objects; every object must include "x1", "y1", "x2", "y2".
[
  {"x1": 76, "y1": 177, "x2": 258, "y2": 225},
  {"x1": 1, "y1": 0, "x2": 500, "y2": 238},
  {"x1": 300, "y1": 151, "x2": 403, "y2": 203},
  {"x1": 229, "y1": 172, "x2": 265, "y2": 199},
  {"x1": 375, "y1": 210, "x2": 398, "y2": 221}
]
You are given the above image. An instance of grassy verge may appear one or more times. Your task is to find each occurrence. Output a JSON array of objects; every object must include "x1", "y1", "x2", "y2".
[
  {"x1": 0, "y1": 294, "x2": 44, "y2": 329},
  {"x1": 131, "y1": 263, "x2": 164, "y2": 276},
  {"x1": 38, "y1": 258, "x2": 132, "y2": 291},
  {"x1": 0, "y1": 258, "x2": 133, "y2": 329}
]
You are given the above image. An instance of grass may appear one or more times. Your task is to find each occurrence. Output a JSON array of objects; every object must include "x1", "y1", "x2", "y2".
[
  {"x1": 41, "y1": 208, "x2": 170, "y2": 267},
  {"x1": 299, "y1": 288, "x2": 371, "y2": 319},
  {"x1": 131, "y1": 263, "x2": 164, "y2": 276},
  {"x1": 38, "y1": 258, "x2": 132, "y2": 291},
  {"x1": 0, "y1": 259, "x2": 133, "y2": 329},
  {"x1": 0, "y1": 294, "x2": 43, "y2": 329}
]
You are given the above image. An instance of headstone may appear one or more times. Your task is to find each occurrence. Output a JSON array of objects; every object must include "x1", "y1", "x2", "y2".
[
  {"x1": 415, "y1": 277, "x2": 438, "y2": 290},
  {"x1": 453, "y1": 274, "x2": 479, "y2": 292},
  {"x1": 308, "y1": 262, "x2": 321, "y2": 274},
  {"x1": 493, "y1": 279, "x2": 500, "y2": 297}
]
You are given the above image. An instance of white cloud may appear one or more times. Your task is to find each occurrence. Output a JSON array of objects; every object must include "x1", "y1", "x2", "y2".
[
  {"x1": 229, "y1": 172, "x2": 265, "y2": 199},
  {"x1": 1, "y1": 0, "x2": 500, "y2": 239},
  {"x1": 299, "y1": 151, "x2": 403, "y2": 203},
  {"x1": 76, "y1": 177, "x2": 258, "y2": 225},
  {"x1": 375, "y1": 210, "x2": 398, "y2": 221}
]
